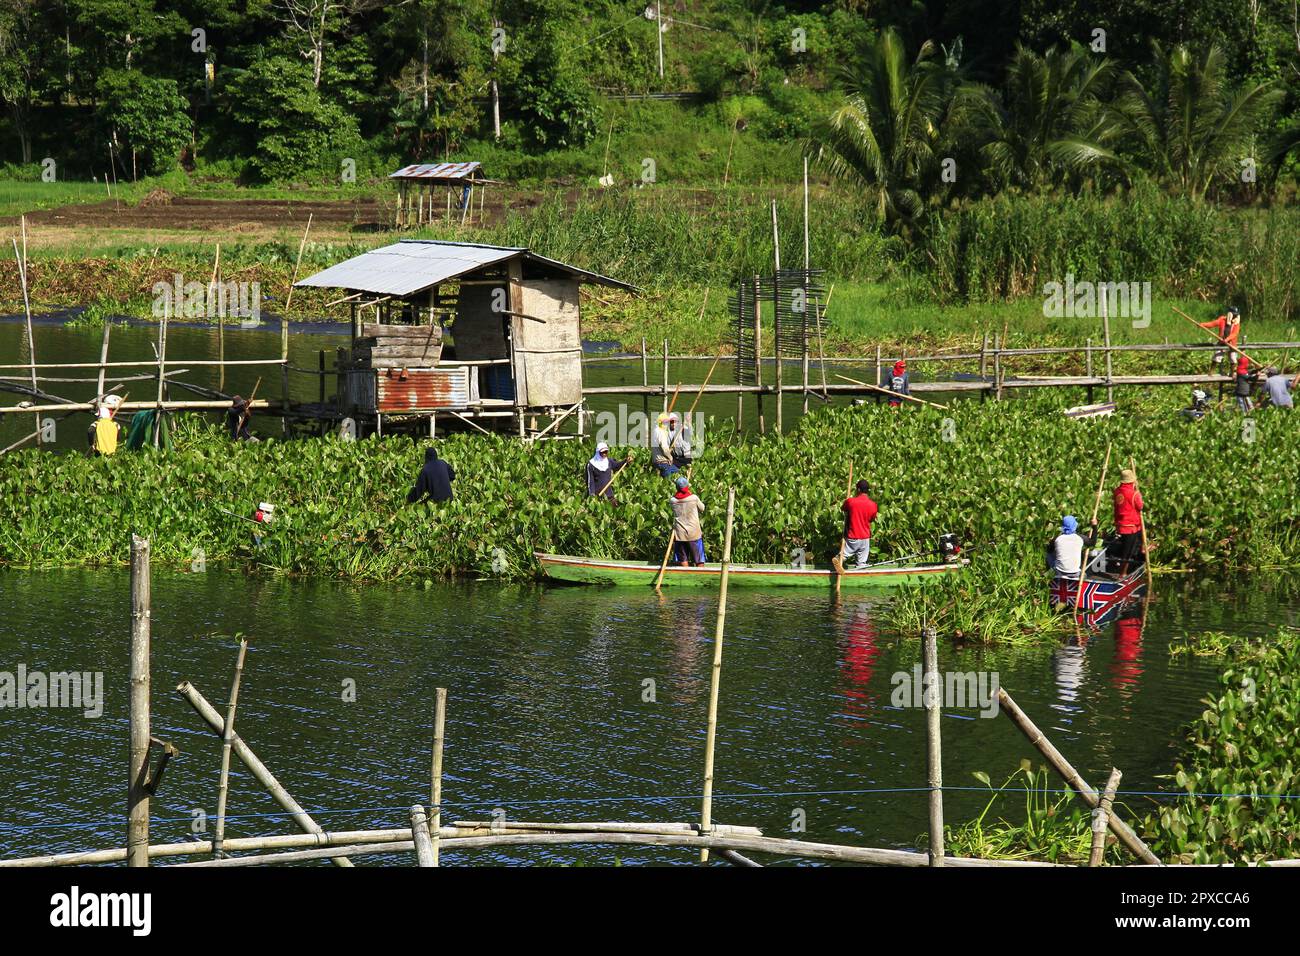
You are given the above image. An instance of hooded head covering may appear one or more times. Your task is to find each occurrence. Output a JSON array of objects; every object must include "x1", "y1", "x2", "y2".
[
  {"x1": 1119, "y1": 468, "x2": 1136, "y2": 484},
  {"x1": 894, "y1": 360, "x2": 906, "y2": 375},
  {"x1": 666, "y1": 412, "x2": 679, "y2": 427},
  {"x1": 425, "y1": 447, "x2": 439, "y2": 463},
  {"x1": 1061, "y1": 515, "x2": 1078, "y2": 535},
  {"x1": 589, "y1": 441, "x2": 611, "y2": 472}
]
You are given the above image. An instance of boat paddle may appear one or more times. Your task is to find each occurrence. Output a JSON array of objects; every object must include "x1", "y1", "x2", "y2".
[
  {"x1": 1073, "y1": 441, "x2": 1112, "y2": 614},
  {"x1": 653, "y1": 532, "x2": 676, "y2": 591}
]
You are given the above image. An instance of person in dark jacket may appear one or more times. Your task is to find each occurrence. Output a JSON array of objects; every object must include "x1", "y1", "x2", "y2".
[
  {"x1": 407, "y1": 447, "x2": 456, "y2": 503},
  {"x1": 585, "y1": 441, "x2": 632, "y2": 503},
  {"x1": 226, "y1": 395, "x2": 254, "y2": 441}
]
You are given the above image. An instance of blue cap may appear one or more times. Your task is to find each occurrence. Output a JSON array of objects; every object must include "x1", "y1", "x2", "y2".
[
  {"x1": 1062, "y1": 515, "x2": 1078, "y2": 534},
  {"x1": 674, "y1": 476, "x2": 689, "y2": 490}
]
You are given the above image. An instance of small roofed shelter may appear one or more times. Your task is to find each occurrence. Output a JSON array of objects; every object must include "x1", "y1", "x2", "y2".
[
  {"x1": 390, "y1": 162, "x2": 496, "y2": 227},
  {"x1": 295, "y1": 239, "x2": 635, "y2": 438}
]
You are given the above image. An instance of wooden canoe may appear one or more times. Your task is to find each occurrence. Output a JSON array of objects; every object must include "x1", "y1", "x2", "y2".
[{"x1": 534, "y1": 552, "x2": 967, "y2": 589}]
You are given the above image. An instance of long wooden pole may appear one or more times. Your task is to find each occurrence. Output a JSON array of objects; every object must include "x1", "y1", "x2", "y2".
[
  {"x1": 771, "y1": 200, "x2": 783, "y2": 435},
  {"x1": 1089, "y1": 768, "x2": 1122, "y2": 867},
  {"x1": 996, "y1": 688, "x2": 1161, "y2": 864},
  {"x1": 834, "y1": 372, "x2": 949, "y2": 410},
  {"x1": 127, "y1": 534, "x2": 151, "y2": 867},
  {"x1": 923, "y1": 625, "x2": 944, "y2": 866},
  {"x1": 1074, "y1": 442, "x2": 1112, "y2": 610},
  {"x1": 430, "y1": 687, "x2": 447, "y2": 866},
  {"x1": 176, "y1": 680, "x2": 354, "y2": 866},
  {"x1": 1131, "y1": 457, "x2": 1155, "y2": 594},
  {"x1": 212, "y1": 638, "x2": 249, "y2": 858},
  {"x1": 212, "y1": 243, "x2": 225, "y2": 392},
  {"x1": 687, "y1": 355, "x2": 722, "y2": 416},
  {"x1": 13, "y1": 235, "x2": 39, "y2": 446},
  {"x1": 653, "y1": 532, "x2": 676, "y2": 590},
  {"x1": 1170, "y1": 305, "x2": 1265, "y2": 370},
  {"x1": 96, "y1": 321, "x2": 111, "y2": 400},
  {"x1": 834, "y1": 462, "x2": 853, "y2": 592},
  {"x1": 699, "y1": 487, "x2": 736, "y2": 863},
  {"x1": 595, "y1": 452, "x2": 634, "y2": 498}
]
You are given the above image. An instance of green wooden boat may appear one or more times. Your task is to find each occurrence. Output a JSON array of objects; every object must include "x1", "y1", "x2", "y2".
[{"x1": 534, "y1": 551, "x2": 968, "y2": 590}]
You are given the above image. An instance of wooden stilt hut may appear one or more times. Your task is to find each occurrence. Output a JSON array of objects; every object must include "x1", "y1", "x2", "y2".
[
  {"x1": 389, "y1": 162, "x2": 497, "y2": 227},
  {"x1": 295, "y1": 240, "x2": 635, "y2": 438}
]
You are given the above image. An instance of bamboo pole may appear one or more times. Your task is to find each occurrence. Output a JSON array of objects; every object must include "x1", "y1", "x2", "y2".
[
  {"x1": 1131, "y1": 457, "x2": 1155, "y2": 595},
  {"x1": 662, "y1": 338, "x2": 669, "y2": 411},
  {"x1": 212, "y1": 243, "x2": 225, "y2": 392},
  {"x1": 175, "y1": 680, "x2": 354, "y2": 866},
  {"x1": 1074, "y1": 442, "x2": 1112, "y2": 611},
  {"x1": 640, "y1": 336, "x2": 649, "y2": 429},
  {"x1": 754, "y1": 275, "x2": 764, "y2": 434},
  {"x1": 96, "y1": 321, "x2": 111, "y2": 401},
  {"x1": 833, "y1": 462, "x2": 853, "y2": 591},
  {"x1": 653, "y1": 532, "x2": 676, "y2": 590},
  {"x1": 665, "y1": 382, "x2": 682, "y2": 413},
  {"x1": 431, "y1": 687, "x2": 447, "y2": 867},
  {"x1": 1089, "y1": 768, "x2": 1122, "y2": 867},
  {"x1": 1101, "y1": 291, "x2": 1113, "y2": 403},
  {"x1": 923, "y1": 625, "x2": 944, "y2": 866},
  {"x1": 814, "y1": 285, "x2": 832, "y2": 401},
  {"x1": 699, "y1": 487, "x2": 736, "y2": 863},
  {"x1": 996, "y1": 687, "x2": 1161, "y2": 864},
  {"x1": 12, "y1": 235, "x2": 39, "y2": 445},
  {"x1": 833, "y1": 372, "x2": 949, "y2": 410},
  {"x1": 686, "y1": 355, "x2": 723, "y2": 417},
  {"x1": 595, "y1": 452, "x2": 634, "y2": 498},
  {"x1": 411, "y1": 806, "x2": 436, "y2": 866},
  {"x1": 212, "y1": 638, "x2": 249, "y2": 858},
  {"x1": 1171, "y1": 305, "x2": 1265, "y2": 369},
  {"x1": 127, "y1": 535, "x2": 151, "y2": 867},
  {"x1": 771, "y1": 200, "x2": 782, "y2": 436}
]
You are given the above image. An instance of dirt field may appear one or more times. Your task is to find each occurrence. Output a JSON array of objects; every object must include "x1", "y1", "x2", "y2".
[{"x1": 19, "y1": 194, "x2": 392, "y2": 232}]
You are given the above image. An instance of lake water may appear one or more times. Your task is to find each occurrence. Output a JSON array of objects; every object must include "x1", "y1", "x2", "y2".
[{"x1": 1, "y1": 568, "x2": 1290, "y2": 865}]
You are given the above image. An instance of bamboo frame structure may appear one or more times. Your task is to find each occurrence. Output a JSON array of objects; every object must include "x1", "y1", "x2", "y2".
[{"x1": 213, "y1": 638, "x2": 249, "y2": 857}]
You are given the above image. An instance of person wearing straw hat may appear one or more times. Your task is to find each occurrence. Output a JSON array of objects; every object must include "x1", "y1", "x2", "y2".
[
  {"x1": 585, "y1": 441, "x2": 632, "y2": 503},
  {"x1": 86, "y1": 396, "x2": 123, "y2": 457},
  {"x1": 1111, "y1": 468, "x2": 1145, "y2": 574}
]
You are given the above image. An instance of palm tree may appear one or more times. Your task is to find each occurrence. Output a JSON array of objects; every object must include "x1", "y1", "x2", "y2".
[
  {"x1": 1114, "y1": 41, "x2": 1284, "y2": 200},
  {"x1": 958, "y1": 43, "x2": 1124, "y2": 193},
  {"x1": 809, "y1": 27, "x2": 950, "y2": 233}
]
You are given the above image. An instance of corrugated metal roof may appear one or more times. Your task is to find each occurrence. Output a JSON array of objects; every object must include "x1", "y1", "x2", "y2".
[
  {"x1": 295, "y1": 240, "x2": 636, "y2": 296},
  {"x1": 389, "y1": 162, "x2": 482, "y2": 181}
]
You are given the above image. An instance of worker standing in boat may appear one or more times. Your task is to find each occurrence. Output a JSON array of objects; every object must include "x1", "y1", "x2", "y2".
[
  {"x1": 651, "y1": 412, "x2": 680, "y2": 479},
  {"x1": 1046, "y1": 515, "x2": 1099, "y2": 580},
  {"x1": 586, "y1": 441, "x2": 632, "y2": 503},
  {"x1": 832, "y1": 480, "x2": 878, "y2": 573},
  {"x1": 1112, "y1": 468, "x2": 1144, "y2": 573},
  {"x1": 885, "y1": 360, "x2": 910, "y2": 410},
  {"x1": 670, "y1": 475, "x2": 707, "y2": 566},
  {"x1": 406, "y1": 446, "x2": 456, "y2": 504}
]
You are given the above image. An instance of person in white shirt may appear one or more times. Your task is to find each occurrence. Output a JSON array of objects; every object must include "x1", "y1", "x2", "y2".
[{"x1": 1047, "y1": 514, "x2": 1099, "y2": 580}]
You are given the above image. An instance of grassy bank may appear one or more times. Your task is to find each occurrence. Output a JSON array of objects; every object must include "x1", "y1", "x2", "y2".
[{"x1": 3, "y1": 396, "x2": 1297, "y2": 646}]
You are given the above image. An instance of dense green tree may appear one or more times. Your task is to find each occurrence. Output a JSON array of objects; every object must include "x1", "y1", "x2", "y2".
[
  {"x1": 96, "y1": 69, "x2": 191, "y2": 175},
  {"x1": 0, "y1": 0, "x2": 63, "y2": 163}
]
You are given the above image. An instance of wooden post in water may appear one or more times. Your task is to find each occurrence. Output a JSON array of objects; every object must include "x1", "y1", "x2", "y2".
[
  {"x1": 923, "y1": 625, "x2": 944, "y2": 866},
  {"x1": 430, "y1": 687, "x2": 447, "y2": 866},
  {"x1": 96, "y1": 321, "x2": 111, "y2": 401},
  {"x1": 640, "y1": 336, "x2": 649, "y2": 430},
  {"x1": 996, "y1": 688, "x2": 1160, "y2": 864},
  {"x1": 771, "y1": 200, "x2": 783, "y2": 436},
  {"x1": 993, "y1": 334, "x2": 1003, "y2": 400},
  {"x1": 128, "y1": 534, "x2": 151, "y2": 867},
  {"x1": 213, "y1": 637, "x2": 249, "y2": 858},
  {"x1": 1102, "y1": 293, "x2": 1114, "y2": 404},
  {"x1": 753, "y1": 275, "x2": 764, "y2": 434},
  {"x1": 410, "y1": 806, "x2": 436, "y2": 867},
  {"x1": 874, "y1": 344, "x2": 882, "y2": 402},
  {"x1": 699, "y1": 487, "x2": 736, "y2": 863},
  {"x1": 802, "y1": 157, "x2": 811, "y2": 415},
  {"x1": 13, "y1": 234, "x2": 39, "y2": 445},
  {"x1": 661, "y1": 338, "x2": 669, "y2": 412},
  {"x1": 1089, "y1": 767, "x2": 1122, "y2": 867},
  {"x1": 1085, "y1": 337, "x2": 1094, "y2": 403},
  {"x1": 283, "y1": 214, "x2": 313, "y2": 435}
]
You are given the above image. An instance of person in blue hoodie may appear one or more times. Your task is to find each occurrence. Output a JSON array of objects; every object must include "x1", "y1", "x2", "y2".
[{"x1": 407, "y1": 446, "x2": 456, "y2": 504}]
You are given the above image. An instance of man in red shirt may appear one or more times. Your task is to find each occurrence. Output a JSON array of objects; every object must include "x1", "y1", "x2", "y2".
[
  {"x1": 1112, "y1": 468, "x2": 1144, "y2": 574},
  {"x1": 832, "y1": 479, "x2": 879, "y2": 572},
  {"x1": 1199, "y1": 306, "x2": 1241, "y2": 369}
]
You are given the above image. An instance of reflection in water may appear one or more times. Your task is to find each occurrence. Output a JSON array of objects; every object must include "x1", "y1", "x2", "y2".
[
  {"x1": 659, "y1": 594, "x2": 712, "y2": 708},
  {"x1": 835, "y1": 601, "x2": 882, "y2": 722},
  {"x1": 1109, "y1": 605, "x2": 1147, "y2": 693},
  {"x1": 1051, "y1": 644, "x2": 1088, "y2": 719}
]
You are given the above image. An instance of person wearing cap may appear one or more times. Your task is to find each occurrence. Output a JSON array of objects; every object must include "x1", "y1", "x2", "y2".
[
  {"x1": 669, "y1": 475, "x2": 707, "y2": 566},
  {"x1": 832, "y1": 479, "x2": 879, "y2": 572},
  {"x1": 1112, "y1": 468, "x2": 1145, "y2": 574},
  {"x1": 1200, "y1": 306, "x2": 1241, "y2": 365},
  {"x1": 651, "y1": 411, "x2": 680, "y2": 479},
  {"x1": 886, "y1": 360, "x2": 910, "y2": 409},
  {"x1": 586, "y1": 441, "x2": 632, "y2": 502},
  {"x1": 670, "y1": 413, "x2": 694, "y2": 468},
  {"x1": 1264, "y1": 367, "x2": 1298, "y2": 409},
  {"x1": 1046, "y1": 514, "x2": 1099, "y2": 580},
  {"x1": 86, "y1": 398, "x2": 123, "y2": 456},
  {"x1": 226, "y1": 395, "x2": 255, "y2": 441}
]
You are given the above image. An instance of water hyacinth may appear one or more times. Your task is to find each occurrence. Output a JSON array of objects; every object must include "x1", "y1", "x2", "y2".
[{"x1": 1, "y1": 397, "x2": 1297, "y2": 644}]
